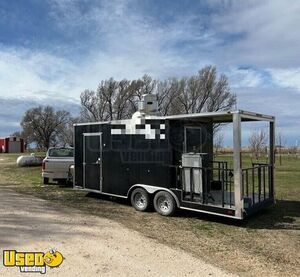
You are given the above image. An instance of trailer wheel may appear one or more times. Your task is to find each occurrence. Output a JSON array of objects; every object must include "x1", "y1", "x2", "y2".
[
  {"x1": 131, "y1": 188, "x2": 150, "y2": 212},
  {"x1": 154, "y1": 191, "x2": 176, "y2": 216},
  {"x1": 43, "y1": 177, "x2": 49, "y2": 184}
]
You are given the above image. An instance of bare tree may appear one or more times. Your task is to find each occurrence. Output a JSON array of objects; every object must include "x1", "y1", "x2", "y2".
[
  {"x1": 177, "y1": 66, "x2": 236, "y2": 114},
  {"x1": 288, "y1": 145, "x2": 298, "y2": 157},
  {"x1": 80, "y1": 78, "x2": 119, "y2": 121},
  {"x1": 80, "y1": 89, "x2": 107, "y2": 122},
  {"x1": 288, "y1": 144, "x2": 299, "y2": 160},
  {"x1": 214, "y1": 132, "x2": 224, "y2": 157},
  {"x1": 80, "y1": 66, "x2": 236, "y2": 121},
  {"x1": 114, "y1": 79, "x2": 135, "y2": 119},
  {"x1": 157, "y1": 66, "x2": 236, "y2": 131},
  {"x1": 10, "y1": 131, "x2": 21, "y2": 137},
  {"x1": 276, "y1": 132, "x2": 285, "y2": 165},
  {"x1": 126, "y1": 75, "x2": 156, "y2": 115},
  {"x1": 21, "y1": 106, "x2": 72, "y2": 150},
  {"x1": 156, "y1": 78, "x2": 182, "y2": 115},
  {"x1": 249, "y1": 130, "x2": 267, "y2": 160},
  {"x1": 80, "y1": 76, "x2": 156, "y2": 121},
  {"x1": 56, "y1": 117, "x2": 81, "y2": 147}
]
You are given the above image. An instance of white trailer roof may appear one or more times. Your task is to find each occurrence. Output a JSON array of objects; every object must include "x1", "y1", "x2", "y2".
[{"x1": 74, "y1": 110, "x2": 275, "y2": 126}]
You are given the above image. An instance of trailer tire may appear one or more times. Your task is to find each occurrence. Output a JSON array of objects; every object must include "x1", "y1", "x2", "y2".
[
  {"x1": 131, "y1": 188, "x2": 150, "y2": 212},
  {"x1": 154, "y1": 191, "x2": 176, "y2": 216},
  {"x1": 43, "y1": 177, "x2": 49, "y2": 184}
]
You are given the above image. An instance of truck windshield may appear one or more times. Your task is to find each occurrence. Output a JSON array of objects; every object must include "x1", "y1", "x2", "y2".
[{"x1": 48, "y1": 148, "x2": 74, "y2": 158}]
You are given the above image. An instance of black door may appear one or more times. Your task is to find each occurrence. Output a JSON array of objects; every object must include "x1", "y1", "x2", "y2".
[{"x1": 83, "y1": 133, "x2": 102, "y2": 190}]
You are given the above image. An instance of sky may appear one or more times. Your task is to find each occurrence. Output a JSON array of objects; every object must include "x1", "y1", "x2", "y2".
[{"x1": 0, "y1": 0, "x2": 299, "y2": 146}]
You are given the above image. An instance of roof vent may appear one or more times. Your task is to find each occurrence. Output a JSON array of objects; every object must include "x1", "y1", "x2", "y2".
[{"x1": 138, "y1": 94, "x2": 158, "y2": 115}]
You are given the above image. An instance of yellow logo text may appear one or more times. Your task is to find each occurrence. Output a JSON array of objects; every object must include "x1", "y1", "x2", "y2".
[{"x1": 3, "y1": 249, "x2": 64, "y2": 274}]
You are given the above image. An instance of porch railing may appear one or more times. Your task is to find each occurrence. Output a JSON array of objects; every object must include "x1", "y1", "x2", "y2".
[
  {"x1": 242, "y1": 163, "x2": 272, "y2": 208},
  {"x1": 181, "y1": 161, "x2": 273, "y2": 210},
  {"x1": 181, "y1": 162, "x2": 235, "y2": 208}
]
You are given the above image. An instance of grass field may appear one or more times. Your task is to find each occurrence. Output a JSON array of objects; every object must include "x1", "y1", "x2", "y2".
[{"x1": 0, "y1": 153, "x2": 299, "y2": 276}]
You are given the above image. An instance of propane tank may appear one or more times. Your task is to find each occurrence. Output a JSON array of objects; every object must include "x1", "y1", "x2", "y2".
[{"x1": 17, "y1": 153, "x2": 44, "y2": 167}]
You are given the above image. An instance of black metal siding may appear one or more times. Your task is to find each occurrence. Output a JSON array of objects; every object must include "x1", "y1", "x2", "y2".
[{"x1": 75, "y1": 119, "x2": 214, "y2": 197}]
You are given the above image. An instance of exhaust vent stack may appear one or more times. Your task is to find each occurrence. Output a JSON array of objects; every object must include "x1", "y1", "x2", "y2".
[{"x1": 138, "y1": 94, "x2": 158, "y2": 115}]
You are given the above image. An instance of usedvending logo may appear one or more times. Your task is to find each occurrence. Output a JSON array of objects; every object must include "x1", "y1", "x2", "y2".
[{"x1": 3, "y1": 249, "x2": 64, "y2": 274}]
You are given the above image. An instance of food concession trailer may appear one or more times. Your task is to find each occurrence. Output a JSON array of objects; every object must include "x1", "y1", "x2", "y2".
[{"x1": 73, "y1": 95, "x2": 275, "y2": 219}]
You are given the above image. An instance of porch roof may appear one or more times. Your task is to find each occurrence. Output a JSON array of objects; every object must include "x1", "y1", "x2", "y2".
[{"x1": 165, "y1": 110, "x2": 275, "y2": 123}]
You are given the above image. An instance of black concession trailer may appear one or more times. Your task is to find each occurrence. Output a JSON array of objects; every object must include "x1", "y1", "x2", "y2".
[{"x1": 74, "y1": 94, "x2": 275, "y2": 219}]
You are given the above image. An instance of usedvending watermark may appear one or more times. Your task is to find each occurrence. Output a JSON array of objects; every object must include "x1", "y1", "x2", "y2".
[{"x1": 3, "y1": 249, "x2": 64, "y2": 274}]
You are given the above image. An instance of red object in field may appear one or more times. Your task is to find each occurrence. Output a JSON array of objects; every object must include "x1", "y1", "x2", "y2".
[{"x1": 0, "y1": 136, "x2": 25, "y2": 153}]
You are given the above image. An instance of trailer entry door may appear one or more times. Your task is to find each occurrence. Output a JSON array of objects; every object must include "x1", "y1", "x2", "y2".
[{"x1": 83, "y1": 133, "x2": 102, "y2": 191}]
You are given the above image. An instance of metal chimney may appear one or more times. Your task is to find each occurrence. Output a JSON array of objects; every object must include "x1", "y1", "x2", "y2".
[{"x1": 138, "y1": 94, "x2": 158, "y2": 115}]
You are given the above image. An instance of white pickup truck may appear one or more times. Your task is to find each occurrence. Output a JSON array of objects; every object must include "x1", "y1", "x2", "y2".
[{"x1": 42, "y1": 147, "x2": 74, "y2": 184}]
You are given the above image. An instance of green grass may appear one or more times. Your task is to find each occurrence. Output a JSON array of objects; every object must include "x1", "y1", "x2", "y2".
[
  {"x1": 0, "y1": 152, "x2": 299, "y2": 276},
  {"x1": 215, "y1": 153, "x2": 300, "y2": 200}
]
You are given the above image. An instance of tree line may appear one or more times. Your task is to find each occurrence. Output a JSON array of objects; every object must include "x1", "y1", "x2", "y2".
[{"x1": 14, "y1": 66, "x2": 236, "y2": 150}]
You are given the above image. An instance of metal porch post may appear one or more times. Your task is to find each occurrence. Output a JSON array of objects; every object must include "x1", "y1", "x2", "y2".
[
  {"x1": 269, "y1": 121, "x2": 275, "y2": 199},
  {"x1": 233, "y1": 113, "x2": 243, "y2": 219}
]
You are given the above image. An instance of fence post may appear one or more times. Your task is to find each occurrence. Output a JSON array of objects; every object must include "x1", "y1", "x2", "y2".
[{"x1": 269, "y1": 121, "x2": 275, "y2": 200}]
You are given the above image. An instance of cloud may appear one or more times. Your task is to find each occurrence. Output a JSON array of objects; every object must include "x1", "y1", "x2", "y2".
[
  {"x1": 0, "y1": 0, "x2": 216, "y2": 102},
  {"x1": 267, "y1": 68, "x2": 300, "y2": 91},
  {"x1": 0, "y1": 46, "x2": 80, "y2": 99},
  {"x1": 219, "y1": 86, "x2": 300, "y2": 146},
  {"x1": 211, "y1": 0, "x2": 300, "y2": 68},
  {"x1": 227, "y1": 67, "x2": 270, "y2": 88},
  {"x1": 0, "y1": 0, "x2": 299, "y2": 144},
  {"x1": 1, "y1": 0, "x2": 298, "y2": 101},
  {"x1": 0, "y1": 97, "x2": 80, "y2": 137},
  {"x1": 234, "y1": 87, "x2": 300, "y2": 145},
  {"x1": 47, "y1": 0, "x2": 214, "y2": 78}
]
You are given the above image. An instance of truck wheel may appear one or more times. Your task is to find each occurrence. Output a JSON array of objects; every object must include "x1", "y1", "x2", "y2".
[
  {"x1": 131, "y1": 188, "x2": 150, "y2": 212},
  {"x1": 43, "y1": 177, "x2": 49, "y2": 184},
  {"x1": 154, "y1": 191, "x2": 176, "y2": 216}
]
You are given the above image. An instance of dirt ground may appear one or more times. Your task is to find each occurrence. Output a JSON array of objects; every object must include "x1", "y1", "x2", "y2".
[
  {"x1": 0, "y1": 188, "x2": 235, "y2": 277},
  {"x1": 0, "y1": 155, "x2": 299, "y2": 276}
]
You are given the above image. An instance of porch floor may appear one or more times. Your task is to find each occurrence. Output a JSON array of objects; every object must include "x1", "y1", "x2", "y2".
[{"x1": 183, "y1": 190, "x2": 270, "y2": 209}]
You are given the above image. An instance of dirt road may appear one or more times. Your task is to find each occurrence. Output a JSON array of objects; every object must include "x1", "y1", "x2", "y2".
[{"x1": 0, "y1": 188, "x2": 234, "y2": 276}]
